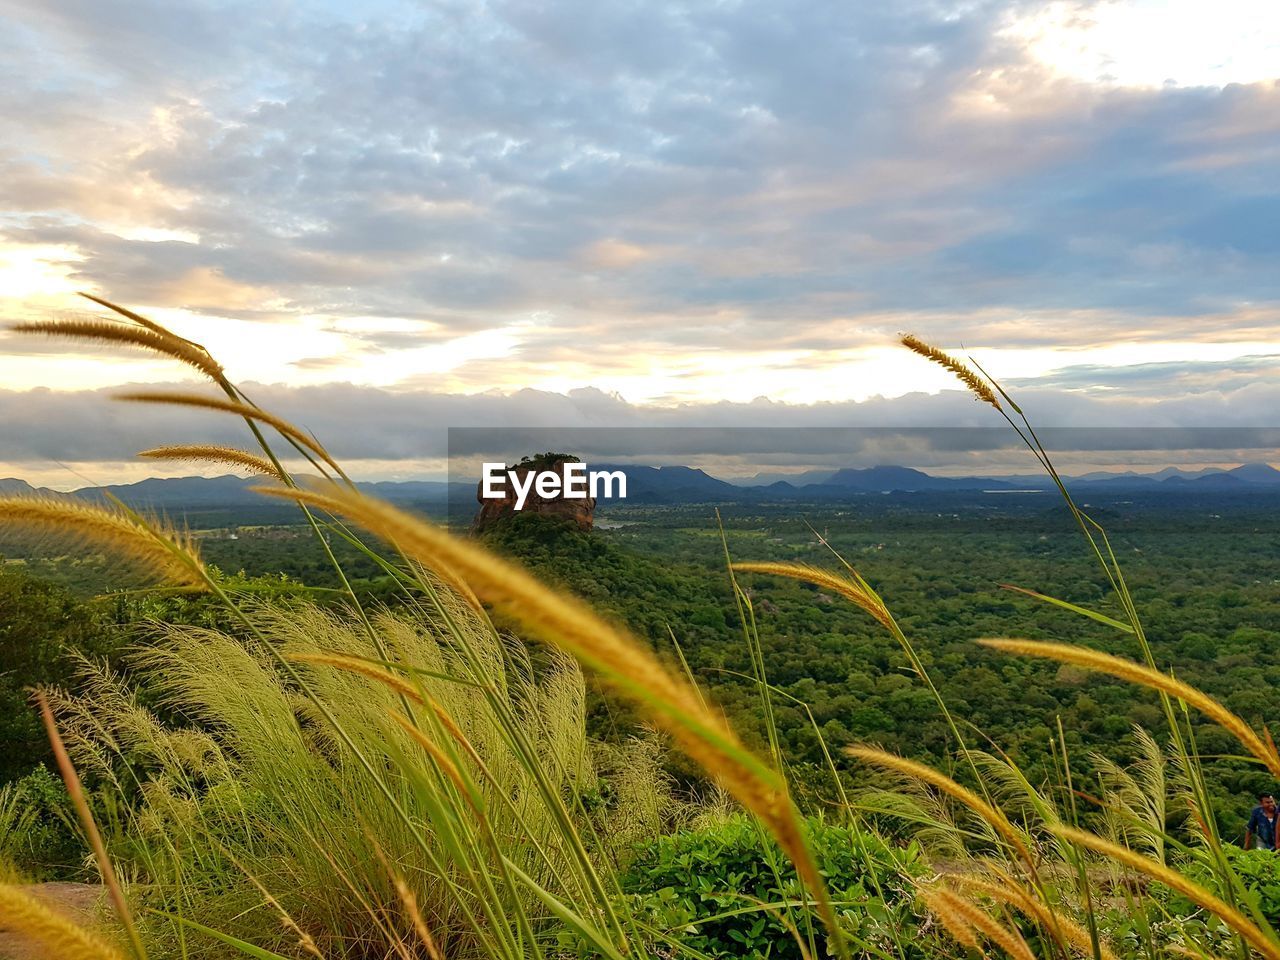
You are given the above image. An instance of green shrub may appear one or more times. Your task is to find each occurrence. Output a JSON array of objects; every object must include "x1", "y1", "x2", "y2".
[
  {"x1": 0, "y1": 782, "x2": 34, "y2": 875},
  {"x1": 1172, "y1": 845, "x2": 1280, "y2": 926},
  {"x1": 1, "y1": 764, "x2": 82, "y2": 879},
  {"x1": 617, "y1": 814, "x2": 924, "y2": 959},
  {"x1": 0, "y1": 566, "x2": 114, "y2": 782}
]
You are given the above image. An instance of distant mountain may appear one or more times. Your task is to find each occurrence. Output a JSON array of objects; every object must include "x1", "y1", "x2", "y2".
[
  {"x1": 2, "y1": 460, "x2": 1279, "y2": 514},
  {"x1": 999, "y1": 463, "x2": 1280, "y2": 488},
  {"x1": 1149, "y1": 466, "x2": 1225, "y2": 481},
  {"x1": 1225, "y1": 463, "x2": 1280, "y2": 484},
  {"x1": 0, "y1": 479, "x2": 40, "y2": 496},
  {"x1": 731, "y1": 468, "x2": 836, "y2": 487},
  {"x1": 363, "y1": 480, "x2": 455, "y2": 500},
  {"x1": 78, "y1": 475, "x2": 263, "y2": 507},
  {"x1": 1165, "y1": 473, "x2": 1246, "y2": 487},
  {"x1": 1073, "y1": 474, "x2": 1163, "y2": 488},
  {"x1": 820, "y1": 465, "x2": 1013, "y2": 492},
  {"x1": 8, "y1": 475, "x2": 460, "y2": 511},
  {"x1": 580, "y1": 463, "x2": 1014, "y2": 500},
  {"x1": 588, "y1": 464, "x2": 738, "y2": 502},
  {"x1": 688, "y1": 461, "x2": 1280, "y2": 497},
  {"x1": 1069, "y1": 467, "x2": 1194, "y2": 482}
]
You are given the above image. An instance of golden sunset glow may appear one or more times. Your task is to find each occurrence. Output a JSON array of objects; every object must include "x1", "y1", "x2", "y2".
[{"x1": 0, "y1": 243, "x2": 90, "y2": 304}]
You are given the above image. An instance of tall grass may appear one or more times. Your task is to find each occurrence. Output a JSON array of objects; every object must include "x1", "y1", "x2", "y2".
[
  {"x1": 47, "y1": 603, "x2": 676, "y2": 958},
  {"x1": 0, "y1": 304, "x2": 1276, "y2": 959}
]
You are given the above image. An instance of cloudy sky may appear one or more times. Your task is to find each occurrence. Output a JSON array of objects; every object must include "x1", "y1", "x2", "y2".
[{"x1": 2, "y1": 0, "x2": 1279, "y2": 485}]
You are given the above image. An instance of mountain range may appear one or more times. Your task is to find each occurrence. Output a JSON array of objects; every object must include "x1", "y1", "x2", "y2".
[
  {"x1": 0, "y1": 475, "x2": 452, "y2": 508},
  {"x1": 732, "y1": 462, "x2": 1280, "y2": 490},
  {"x1": 3, "y1": 462, "x2": 1279, "y2": 511}
]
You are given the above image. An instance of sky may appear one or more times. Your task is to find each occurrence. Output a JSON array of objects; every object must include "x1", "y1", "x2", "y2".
[{"x1": 2, "y1": 0, "x2": 1279, "y2": 486}]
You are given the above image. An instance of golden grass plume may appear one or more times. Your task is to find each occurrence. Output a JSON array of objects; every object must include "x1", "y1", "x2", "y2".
[
  {"x1": 913, "y1": 884, "x2": 982, "y2": 951},
  {"x1": 366, "y1": 840, "x2": 445, "y2": 960},
  {"x1": 37, "y1": 692, "x2": 146, "y2": 960},
  {"x1": 389, "y1": 869, "x2": 444, "y2": 960},
  {"x1": 979, "y1": 639, "x2": 1280, "y2": 778},
  {"x1": 847, "y1": 746, "x2": 1033, "y2": 867},
  {"x1": 253, "y1": 482, "x2": 844, "y2": 947},
  {"x1": 900, "y1": 334, "x2": 1000, "y2": 410},
  {"x1": 732, "y1": 562, "x2": 892, "y2": 629},
  {"x1": 78, "y1": 293, "x2": 192, "y2": 341},
  {"x1": 299, "y1": 651, "x2": 519, "y2": 815},
  {"x1": 924, "y1": 885, "x2": 1035, "y2": 960},
  {"x1": 0, "y1": 884, "x2": 126, "y2": 960},
  {"x1": 1055, "y1": 825, "x2": 1280, "y2": 960},
  {"x1": 116, "y1": 391, "x2": 343, "y2": 476},
  {"x1": 954, "y1": 871, "x2": 1116, "y2": 960},
  {"x1": 138, "y1": 444, "x2": 280, "y2": 478},
  {"x1": 292, "y1": 652, "x2": 485, "y2": 769},
  {"x1": 393, "y1": 713, "x2": 472, "y2": 807},
  {"x1": 0, "y1": 496, "x2": 206, "y2": 586},
  {"x1": 12, "y1": 318, "x2": 223, "y2": 382},
  {"x1": 287, "y1": 652, "x2": 425, "y2": 705},
  {"x1": 395, "y1": 700, "x2": 492, "y2": 790}
]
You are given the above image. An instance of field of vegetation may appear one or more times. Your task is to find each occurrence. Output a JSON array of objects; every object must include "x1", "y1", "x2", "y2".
[{"x1": 3, "y1": 303, "x2": 1280, "y2": 959}]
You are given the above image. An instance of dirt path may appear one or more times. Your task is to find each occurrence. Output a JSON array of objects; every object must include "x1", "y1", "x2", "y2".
[{"x1": 0, "y1": 882, "x2": 104, "y2": 960}]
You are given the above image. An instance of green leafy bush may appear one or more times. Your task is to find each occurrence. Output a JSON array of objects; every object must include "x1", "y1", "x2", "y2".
[
  {"x1": 1172, "y1": 845, "x2": 1280, "y2": 926},
  {"x1": 0, "y1": 567, "x2": 114, "y2": 782},
  {"x1": 617, "y1": 814, "x2": 924, "y2": 959},
  {"x1": 1, "y1": 764, "x2": 82, "y2": 879}
]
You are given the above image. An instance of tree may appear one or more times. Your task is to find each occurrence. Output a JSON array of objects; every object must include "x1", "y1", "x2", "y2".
[{"x1": 0, "y1": 567, "x2": 113, "y2": 782}]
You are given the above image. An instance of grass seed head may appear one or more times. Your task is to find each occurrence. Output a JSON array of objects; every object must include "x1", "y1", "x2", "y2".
[
  {"x1": 117, "y1": 391, "x2": 343, "y2": 476},
  {"x1": 1055, "y1": 825, "x2": 1280, "y2": 960},
  {"x1": 954, "y1": 871, "x2": 1117, "y2": 960},
  {"x1": 138, "y1": 444, "x2": 281, "y2": 478},
  {"x1": 0, "y1": 884, "x2": 127, "y2": 960},
  {"x1": 848, "y1": 745, "x2": 1033, "y2": 867},
  {"x1": 78, "y1": 293, "x2": 193, "y2": 341},
  {"x1": 0, "y1": 496, "x2": 207, "y2": 587},
  {"x1": 915, "y1": 885, "x2": 982, "y2": 951},
  {"x1": 900, "y1": 334, "x2": 1001, "y2": 410},
  {"x1": 288, "y1": 652, "x2": 425, "y2": 704},
  {"x1": 980, "y1": 638, "x2": 1280, "y2": 778},
  {"x1": 13, "y1": 318, "x2": 224, "y2": 382},
  {"x1": 929, "y1": 886, "x2": 1036, "y2": 960},
  {"x1": 732, "y1": 561, "x2": 893, "y2": 629}
]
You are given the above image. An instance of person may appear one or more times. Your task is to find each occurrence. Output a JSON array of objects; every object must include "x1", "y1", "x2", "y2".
[{"x1": 1246, "y1": 792, "x2": 1279, "y2": 850}]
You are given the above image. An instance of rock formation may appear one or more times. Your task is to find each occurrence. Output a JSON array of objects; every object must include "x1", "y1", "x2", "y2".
[{"x1": 473, "y1": 453, "x2": 595, "y2": 532}]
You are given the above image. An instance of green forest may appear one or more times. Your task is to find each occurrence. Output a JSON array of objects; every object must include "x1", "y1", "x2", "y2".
[{"x1": 8, "y1": 490, "x2": 1279, "y2": 842}]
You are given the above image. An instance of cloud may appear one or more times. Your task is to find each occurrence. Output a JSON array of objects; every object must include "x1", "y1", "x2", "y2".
[
  {"x1": 0, "y1": 0, "x2": 1278, "y2": 432},
  {"x1": 4, "y1": 346, "x2": 1280, "y2": 487}
]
